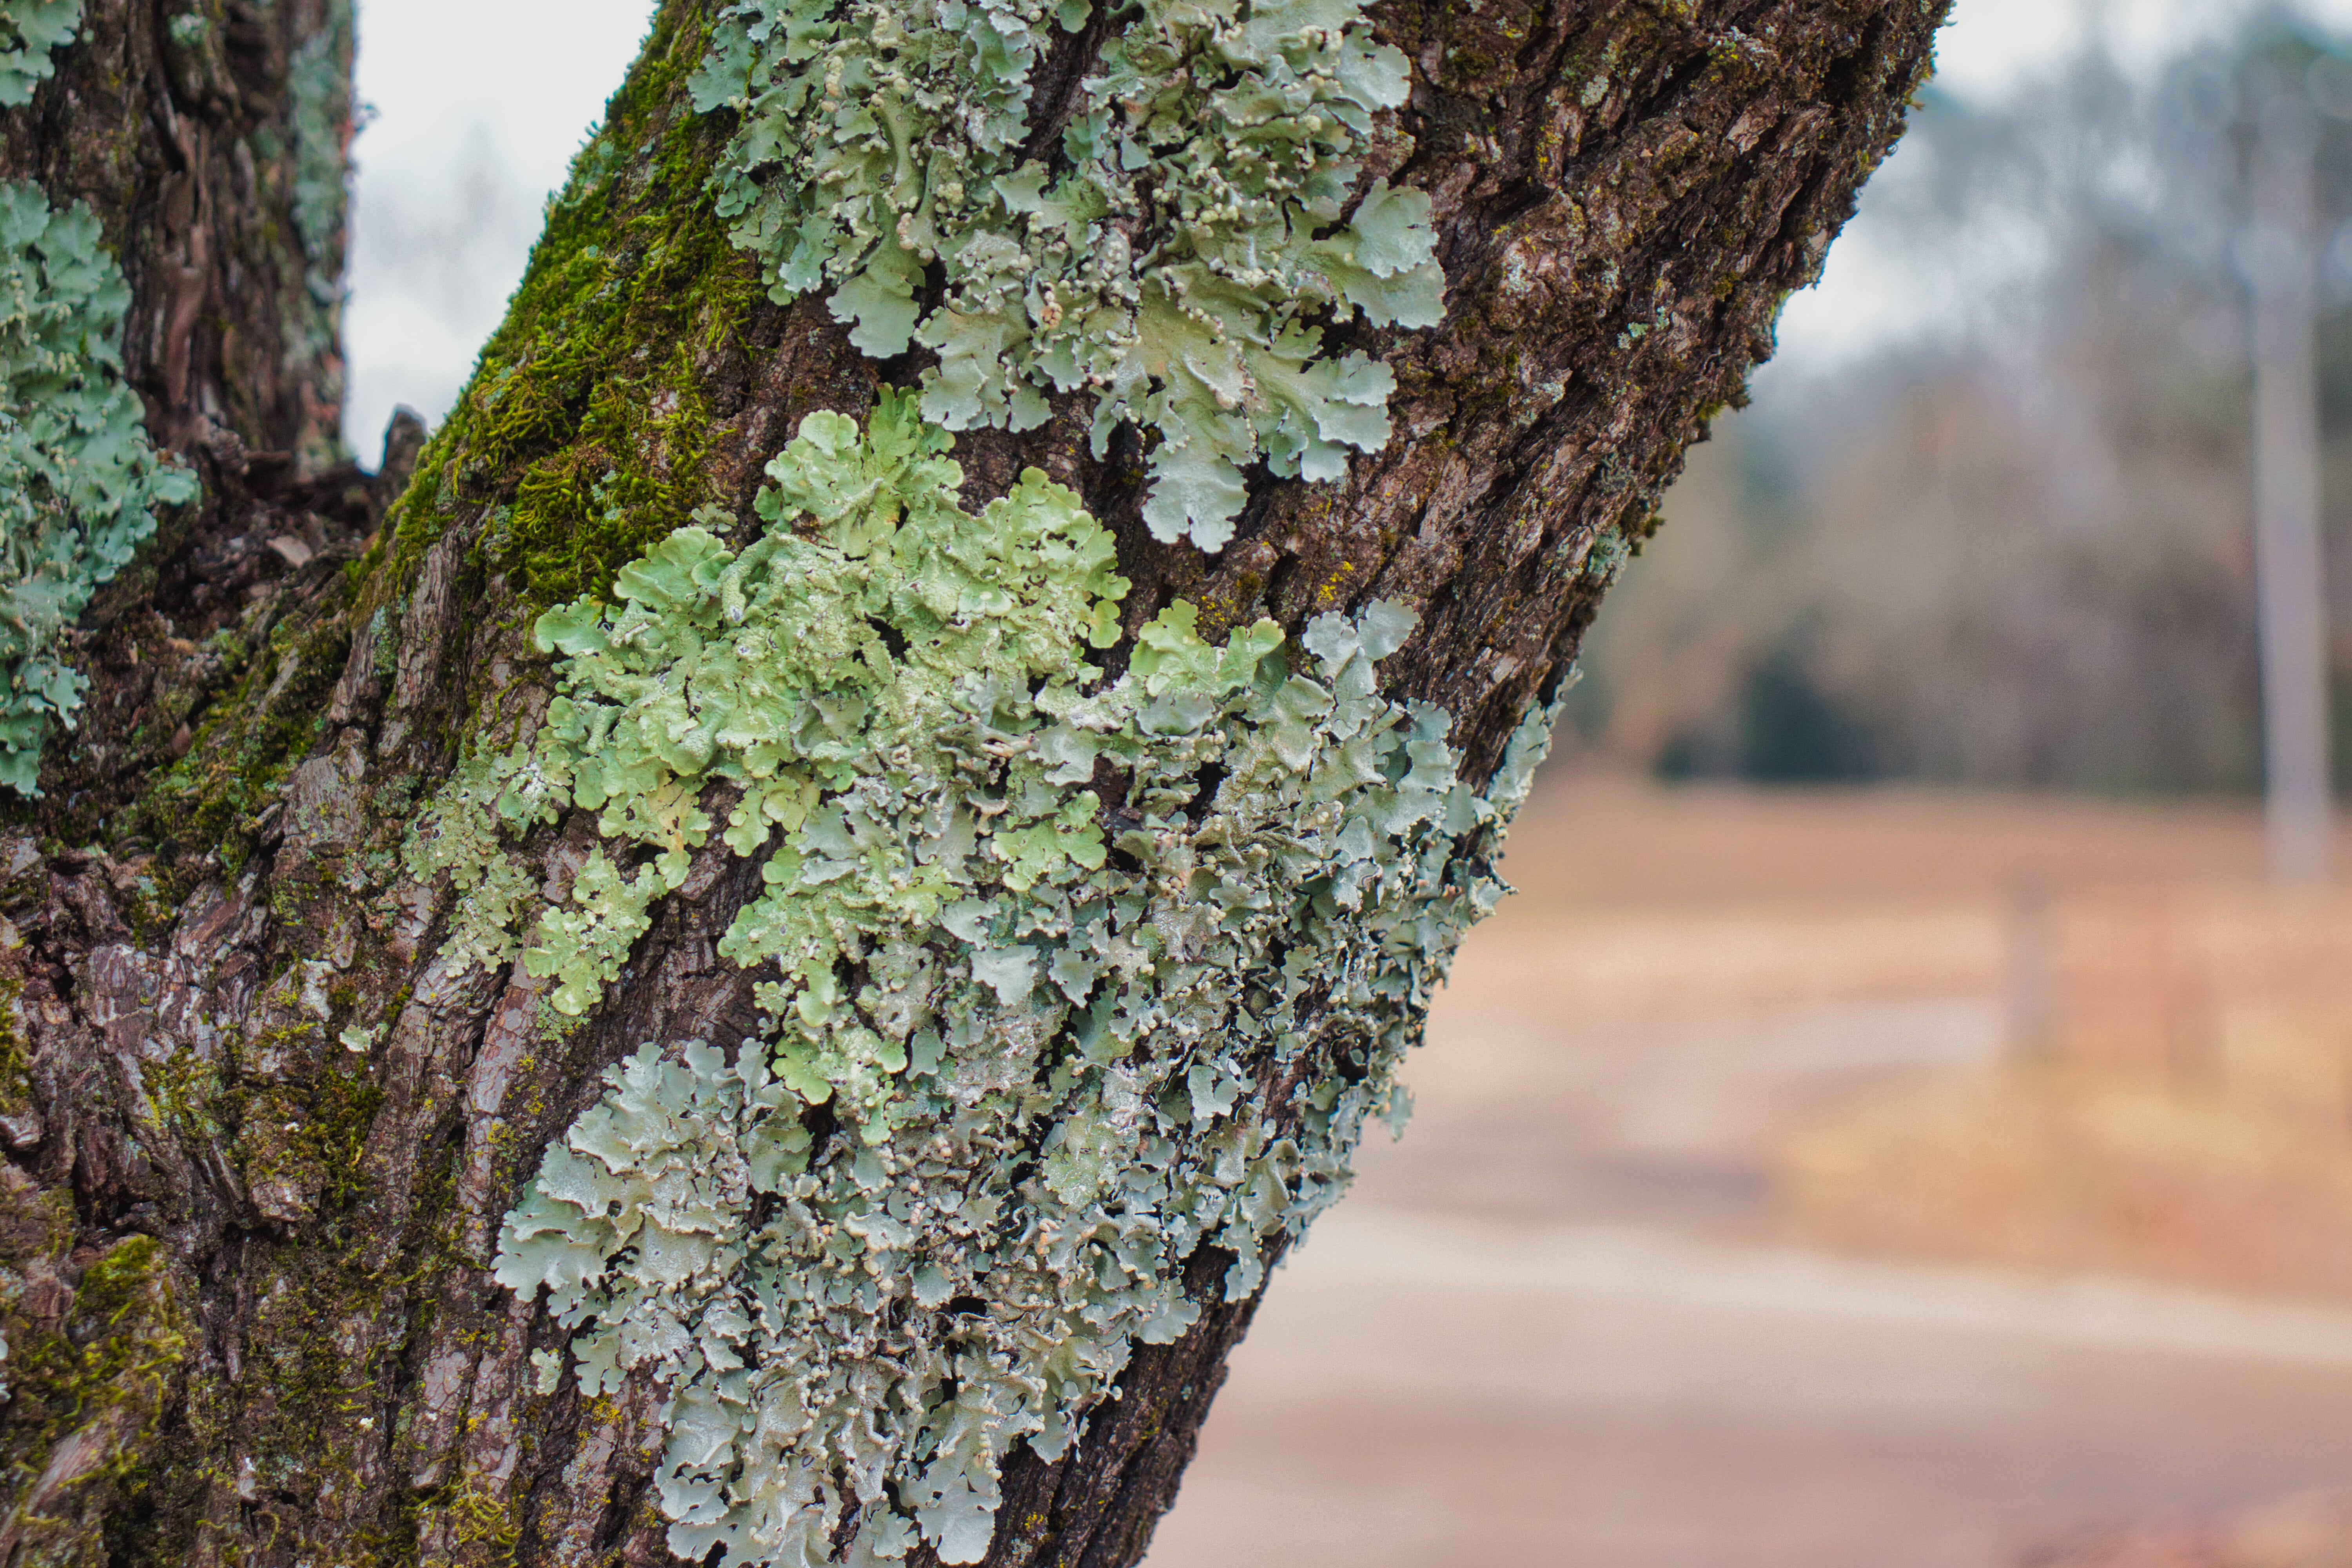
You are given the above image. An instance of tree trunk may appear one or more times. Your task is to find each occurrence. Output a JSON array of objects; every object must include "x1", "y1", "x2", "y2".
[{"x1": 0, "y1": 0, "x2": 1943, "y2": 1564}]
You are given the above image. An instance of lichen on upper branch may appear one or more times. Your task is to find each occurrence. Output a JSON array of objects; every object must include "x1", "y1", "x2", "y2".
[
  {"x1": 0, "y1": 183, "x2": 201, "y2": 796},
  {"x1": 287, "y1": 2, "x2": 356, "y2": 327},
  {"x1": 0, "y1": 0, "x2": 80, "y2": 108},
  {"x1": 449, "y1": 391, "x2": 1556, "y2": 1566},
  {"x1": 686, "y1": 0, "x2": 1445, "y2": 552}
]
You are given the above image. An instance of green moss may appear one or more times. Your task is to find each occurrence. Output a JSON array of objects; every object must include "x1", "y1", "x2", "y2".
[
  {"x1": 134, "y1": 592, "x2": 354, "y2": 866},
  {"x1": 217, "y1": 1022, "x2": 384, "y2": 1223},
  {"x1": 80, "y1": 994, "x2": 460, "y2": 1565},
  {"x1": 0, "y1": 1234, "x2": 189, "y2": 1554},
  {"x1": 0, "y1": 977, "x2": 27, "y2": 1119},
  {"x1": 383, "y1": 8, "x2": 762, "y2": 613},
  {"x1": 492, "y1": 337, "x2": 726, "y2": 608},
  {"x1": 434, "y1": 1477, "x2": 522, "y2": 1563}
]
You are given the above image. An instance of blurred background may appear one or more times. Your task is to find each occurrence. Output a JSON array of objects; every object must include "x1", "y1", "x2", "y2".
[{"x1": 347, "y1": 2, "x2": 2352, "y2": 1563}]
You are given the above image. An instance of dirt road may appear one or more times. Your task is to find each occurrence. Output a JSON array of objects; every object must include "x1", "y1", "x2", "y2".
[{"x1": 1147, "y1": 1199, "x2": 2352, "y2": 1568}]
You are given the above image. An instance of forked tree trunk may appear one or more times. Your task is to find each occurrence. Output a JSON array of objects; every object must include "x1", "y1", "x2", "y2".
[{"x1": 0, "y1": 1, "x2": 1941, "y2": 1564}]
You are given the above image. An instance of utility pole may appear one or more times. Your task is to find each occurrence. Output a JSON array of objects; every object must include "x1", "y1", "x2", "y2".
[{"x1": 2249, "y1": 78, "x2": 2336, "y2": 883}]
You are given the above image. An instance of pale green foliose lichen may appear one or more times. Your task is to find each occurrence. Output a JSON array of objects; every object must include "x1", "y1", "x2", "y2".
[
  {"x1": 0, "y1": 183, "x2": 201, "y2": 795},
  {"x1": 462, "y1": 393, "x2": 1553, "y2": 1565},
  {"x1": 288, "y1": 0, "x2": 353, "y2": 278},
  {"x1": 686, "y1": 0, "x2": 1445, "y2": 553},
  {"x1": 0, "y1": 0, "x2": 80, "y2": 108},
  {"x1": 282, "y1": 0, "x2": 352, "y2": 468}
]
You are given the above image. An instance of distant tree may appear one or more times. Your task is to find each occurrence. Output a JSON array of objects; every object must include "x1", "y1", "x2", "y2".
[{"x1": 0, "y1": 1, "x2": 1938, "y2": 1563}]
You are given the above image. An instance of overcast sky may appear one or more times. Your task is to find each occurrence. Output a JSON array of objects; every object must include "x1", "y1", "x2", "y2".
[{"x1": 338, "y1": 0, "x2": 2352, "y2": 461}]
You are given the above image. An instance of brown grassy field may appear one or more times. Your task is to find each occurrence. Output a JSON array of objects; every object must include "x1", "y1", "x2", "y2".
[{"x1": 1419, "y1": 773, "x2": 2352, "y2": 1296}]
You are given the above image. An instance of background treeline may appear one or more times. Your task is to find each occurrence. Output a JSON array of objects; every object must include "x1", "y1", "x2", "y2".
[{"x1": 1568, "y1": 21, "x2": 2352, "y2": 796}]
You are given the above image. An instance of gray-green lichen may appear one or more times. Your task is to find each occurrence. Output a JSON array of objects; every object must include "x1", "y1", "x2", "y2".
[
  {"x1": 460, "y1": 392, "x2": 1554, "y2": 1565},
  {"x1": 0, "y1": 183, "x2": 201, "y2": 795},
  {"x1": 283, "y1": 0, "x2": 352, "y2": 467},
  {"x1": 0, "y1": 0, "x2": 79, "y2": 108},
  {"x1": 288, "y1": 1, "x2": 353, "y2": 279},
  {"x1": 686, "y1": 0, "x2": 1444, "y2": 552}
]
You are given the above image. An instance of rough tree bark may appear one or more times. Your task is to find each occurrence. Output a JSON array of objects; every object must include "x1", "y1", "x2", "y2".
[{"x1": 0, "y1": 0, "x2": 1943, "y2": 1564}]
